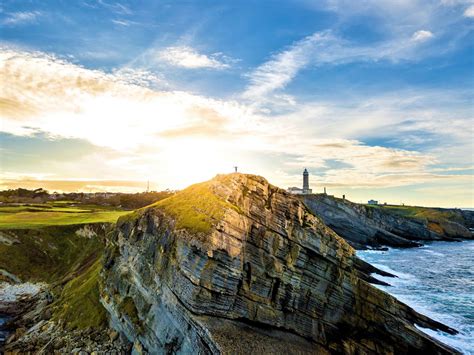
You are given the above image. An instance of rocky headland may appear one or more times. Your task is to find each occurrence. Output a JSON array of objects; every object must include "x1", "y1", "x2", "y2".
[
  {"x1": 2, "y1": 174, "x2": 467, "y2": 354},
  {"x1": 302, "y1": 194, "x2": 473, "y2": 249},
  {"x1": 100, "y1": 173, "x2": 459, "y2": 354}
]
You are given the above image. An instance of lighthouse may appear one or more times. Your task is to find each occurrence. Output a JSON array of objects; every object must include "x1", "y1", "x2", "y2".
[
  {"x1": 287, "y1": 169, "x2": 313, "y2": 195},
  {"x1": 303, "y1": 168, "x2": 310, "y2": 194}
]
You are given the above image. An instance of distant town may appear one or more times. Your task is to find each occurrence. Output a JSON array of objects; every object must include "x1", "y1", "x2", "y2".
[{"x1": 0, "y1": 188, "x2": 175, "y2": 209}]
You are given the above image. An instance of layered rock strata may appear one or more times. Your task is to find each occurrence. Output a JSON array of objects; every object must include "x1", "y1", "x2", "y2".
[
  {"x1": 302, "y1": 194, "x2": 473, "y2": 249},
  {"x1": 102, "y1": 173, "x2": 459, "y2": 354}
]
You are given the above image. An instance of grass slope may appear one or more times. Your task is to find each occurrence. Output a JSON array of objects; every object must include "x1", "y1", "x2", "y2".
[
  {"x1": 0, "y1": 225, "x2": 104, "y2": 283},
  {"x1": 51, "y1": 259, "x2": 107, "y2": 330},
  {"x1": 149, "y1": 180, "x2": 239, "y2": 234},
  {"x1": 368, "y1": 204, "x2": 464, "y2": 223}
]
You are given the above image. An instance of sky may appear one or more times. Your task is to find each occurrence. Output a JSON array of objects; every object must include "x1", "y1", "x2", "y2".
[{"x1": 0, "y1": 0, "x2": 473, "y2": 207}]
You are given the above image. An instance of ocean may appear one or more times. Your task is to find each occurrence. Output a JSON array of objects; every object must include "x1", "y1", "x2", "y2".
[{"x1": 358, "y1": 240, "x2": 474, "y2": 355}]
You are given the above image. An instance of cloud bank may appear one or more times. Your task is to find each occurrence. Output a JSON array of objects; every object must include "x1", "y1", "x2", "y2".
[{"x1": 1, "y1": 47, "x2": 471, "y2": 198}]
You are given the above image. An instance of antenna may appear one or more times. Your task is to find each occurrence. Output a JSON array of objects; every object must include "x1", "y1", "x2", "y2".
[
  {"x1": 234, "y1": 166, "x2": 238, "y2": 173},
  {"x1": 146, "y1": 180, "x2": 149, "y2": 193}
]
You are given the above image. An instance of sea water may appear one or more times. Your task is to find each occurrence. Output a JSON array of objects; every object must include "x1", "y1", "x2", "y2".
[{"x1": 358, "y1": 240, "x2": 474, "y2": 354}]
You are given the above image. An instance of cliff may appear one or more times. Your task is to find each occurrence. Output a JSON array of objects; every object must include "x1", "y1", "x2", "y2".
[
  {"x1": 1, "y1": 224, "x2": 131, "y2": 353},
  {"x1": 302, "y1": 194, "x2": 473, "y2": 249},
  {"x1": 101, "y1": 173, "x2": 459, "y2": 354}
]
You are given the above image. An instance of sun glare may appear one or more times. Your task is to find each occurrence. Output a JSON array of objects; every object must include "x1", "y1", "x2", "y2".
[{"x1": 160, "y1": 138, "x2": 229, "y2": 188}]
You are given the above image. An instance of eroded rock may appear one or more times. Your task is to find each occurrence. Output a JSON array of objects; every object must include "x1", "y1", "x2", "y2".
[
  {"x1": 302, "y1": 194, "x2": 473, "y2": 249},
  {"x1": 102, "y1": 173, "x2": 459, "y2": 354}
]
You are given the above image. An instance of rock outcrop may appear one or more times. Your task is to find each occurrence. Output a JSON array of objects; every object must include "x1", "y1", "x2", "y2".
[
  {"x1": 302, "y1": 194, "x2": 473, "y2": 249},
  {"x1": 102, "y1": 173, "x2": 459, "y2": 354}
]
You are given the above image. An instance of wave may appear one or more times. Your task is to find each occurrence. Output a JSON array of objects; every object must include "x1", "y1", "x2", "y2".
[{"x1": 359, "y1": 240, "x2": 474, "y2": 354}]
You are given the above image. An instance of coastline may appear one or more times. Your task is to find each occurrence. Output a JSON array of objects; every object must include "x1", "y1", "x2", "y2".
[{"x1": 358, "y1": 240, "x2": 474, "y2": 354}]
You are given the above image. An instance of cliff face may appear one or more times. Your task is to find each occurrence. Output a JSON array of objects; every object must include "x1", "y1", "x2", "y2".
[
  {"x1": 302, "y1": 194, "x2": 473, "y2": 249},
  {"x1": 102, "y1": 173, "x2": 458, "y2": 354}
]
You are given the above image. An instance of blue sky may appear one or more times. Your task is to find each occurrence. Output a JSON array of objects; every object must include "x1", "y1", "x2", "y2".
[{"x1": 1, "y1": 0, "x2": 473, "y2": 207}]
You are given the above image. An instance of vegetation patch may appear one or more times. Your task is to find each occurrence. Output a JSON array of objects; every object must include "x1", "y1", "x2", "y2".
[
  {"x1": 0, "y1": 205, "x2": 129, "y2": 332},
  {"x1": 51, "y1": 259, "x2": 107, "y2": 330},
  {"x1": 118, "y1": 296, "x2": 140, "y2": 325},
  {"x1": 0, "y1": 209, "x2": 129, "y2": 229},
  {"x1": 0, "y1": 205, "x2": 91, "y2": 213},
  {"x1": 150, "y1": 181, "x2": 239, "y2": 234},
  {"x1": 428, "y1": 221, "x2": 444, "y2": 234},
  {"x1": 374, "y1": 205, "x2": 465, "y2": 223},
  {"x1": 0, "y1": 225, "x2": 105, "y2": 282}
]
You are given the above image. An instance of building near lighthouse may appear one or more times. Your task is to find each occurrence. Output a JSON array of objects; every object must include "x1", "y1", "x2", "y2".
[{"x1": 287, "y1": 169, "x2": 313, "y2": 195}]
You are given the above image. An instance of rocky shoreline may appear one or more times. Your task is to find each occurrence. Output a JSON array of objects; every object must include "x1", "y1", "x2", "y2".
[
  {"x1": 0, "y1": 282, "x2": 47, "y2": 351},
  {"x1": 0, "y1": 286, "x2": 132, "y2": 354}
]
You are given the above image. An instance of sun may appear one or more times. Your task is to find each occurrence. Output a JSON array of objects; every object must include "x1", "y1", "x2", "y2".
[{"x1": 157, "y1": 137, "x2": 231, "y2": 189}]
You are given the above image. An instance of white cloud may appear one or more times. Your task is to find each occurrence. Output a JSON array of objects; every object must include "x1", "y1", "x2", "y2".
[
  {"x1": 156, "y1": 46, "x2": 231, "y2": 69},
  {"x1": 111, "y1": 19, "x2": 138, "y2": 26},
  {"x1": 243, "y1": 32, "x2": 327, "y2": 98},
  {"x1": 112, "y1": 67, "x2": 166, "y2": 87},
  {"x1": 464, "y1": 5, "x2": 474, "y2": 17},
  {"x1": 1, "y1": 47, "x2": 472, "y2": 197},
  {"x1": 2, "y1": 11, "x2": 42, "y2": 26},
  {"x1": 97, "y1": 0, "x2": 132, "y2": 15},
  {"x1": 243, "y1": 30, "x2": 427, "y2": 99},
  {"x1": 411, "y1": 30, "x2": 434, "y2": 42},
  {"x1": 0, "y1": 48, "x2": 252, "y2": 150}
]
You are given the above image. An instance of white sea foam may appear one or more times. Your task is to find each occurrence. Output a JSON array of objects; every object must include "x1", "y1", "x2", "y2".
[
  {"x1": 358, "y1": 240, "x2": 474, "y2": 354},
  {"x1": 415, "y1": 325, "x2": 474, "y2": 355},
  {"x1": 422, "y1": 249, "x2": 445, "y2": 257},
  {"x1": 370, "y1": 263, "x2": 416, "y2": 280}
]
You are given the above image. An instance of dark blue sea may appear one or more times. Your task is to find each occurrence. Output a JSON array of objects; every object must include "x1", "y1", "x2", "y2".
[{"x1": 358, "y1": 240, "x2": 474, "y2": 354}]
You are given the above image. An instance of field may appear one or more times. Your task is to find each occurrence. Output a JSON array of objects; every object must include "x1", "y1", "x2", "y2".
[
  {"x1": 0, "y1": 202, "x2": 130, "y2": 229},
  {"x1": 367, "y1": 204, "x2": 464, "y2": 223}
]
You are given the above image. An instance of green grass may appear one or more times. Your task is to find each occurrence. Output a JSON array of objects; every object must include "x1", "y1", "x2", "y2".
[
  {"x1": 149, "y1": 180, "x2": 240, "y2": 234},
  {"x1": 0, "y1": 203, "x2": 120, "y2": 330},
  {"x1": 0, "y1": 223, "x2": 110, "y2": 330},
  {"x1": 51, "y1": 259, "x2": 107, "y2": 330},
  {"x1": 0, "y1": 225, "x2": 104, "y2": 282},
  {"x1": 372, "y1": 205, "x2": 463, "y2": 223},
  {"x1": 0, "y1": 209, "x2": 130, "y2": 229},
  {"x1": 0, "y1": 205, "x2": 91, "y2": 213}
]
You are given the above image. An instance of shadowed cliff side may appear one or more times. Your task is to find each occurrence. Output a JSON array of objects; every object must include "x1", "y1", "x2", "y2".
[
  {"x1": 102, "y1": 173, "x2": 459, "y2": 354},
  {"x1": 302, "y1": 194, "x2": 473, "y2": 249}
]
